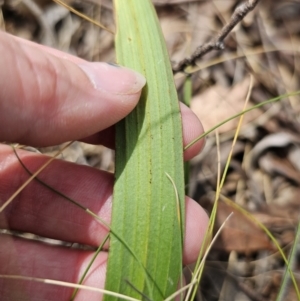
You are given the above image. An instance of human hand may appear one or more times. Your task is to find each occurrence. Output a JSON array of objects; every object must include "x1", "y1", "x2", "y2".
[{"x1": 0, "y1": 31, "x2": 208, "y2": 300}]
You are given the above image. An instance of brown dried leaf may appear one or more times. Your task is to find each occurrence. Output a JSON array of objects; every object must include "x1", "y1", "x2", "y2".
[
  {"x1": 259, "y1": 153, "x2": 300, "y2": 186},
  {"x1": 214, "y1": 202, "x2": 274, "y2": 252},
  {"x1": 191, "y1": 77, "x2": 261, "y2": 133}
]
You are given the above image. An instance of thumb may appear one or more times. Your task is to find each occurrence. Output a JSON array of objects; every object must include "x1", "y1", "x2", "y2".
[{"x1": 0, "y1": 31, "x2": 146, "y2": 146}]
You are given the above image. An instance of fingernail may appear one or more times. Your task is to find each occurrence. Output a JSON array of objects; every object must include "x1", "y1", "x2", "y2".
[
  {"x1": 107, "y1": 62, "x2": 121, "y2": 67},
  {"x1": 78, "y1": 62, "x2": 146, "y2": 95}
]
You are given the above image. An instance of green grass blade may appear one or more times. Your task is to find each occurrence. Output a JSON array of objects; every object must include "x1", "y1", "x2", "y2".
[
  {"x1": 104, "y1": 1, "x2": 185, "y2": 301},
  {"x1": 182, "y1": 75, "x2": 192, "y2": 196},
  {"x1": 276, "y1": 218, "x2": 300, "y2": 301},
  {"x1": 184, "y1": 91, "x2": 300, "y2": 151},
  {"x1": 70, "y1": 234, "x2": 109, "y2": 301},
  {"x1": 183, "y1": 75, "x2": 192, "y2": 108}
]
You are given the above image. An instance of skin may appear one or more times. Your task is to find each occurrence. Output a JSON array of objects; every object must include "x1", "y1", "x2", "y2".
[{"x1": 0, "y1": 31, "x2": 209, "y2": 301}]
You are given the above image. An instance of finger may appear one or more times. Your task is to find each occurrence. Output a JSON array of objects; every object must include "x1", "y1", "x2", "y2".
[
  {"x1": 180, "y1": 102, "x2": 205, "y2": 161},
  {"x1": 0, "y1": 31, "x2": 145, "y2": 146},
  {"x1": 0, "y1": 145, "x2": 113, "y2": 246},
  {"x1": 82, "y1": 102, "x2": 205, "y2": 161},
  {"x1": 31, "y1": 37, "x2": 206, "y2": 158},
  {"x1": 1, "y1": 145, "x2": 208, "y2": 264},
  {"x1": 183, "y1": 197, "x2": 209, "y2": 265},
  {"x1": 0, "y1": 234, "x2": 107, "y2": 301}
]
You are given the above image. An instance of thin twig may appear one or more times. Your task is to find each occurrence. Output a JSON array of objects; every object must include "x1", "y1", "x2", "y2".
[{"x1": 173, "y1": 0, "x2": 261, "y2": 74}]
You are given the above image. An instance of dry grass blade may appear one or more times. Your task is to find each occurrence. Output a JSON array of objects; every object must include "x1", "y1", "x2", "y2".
[
  {"x1": 0, "y1": 275, "x2": 140, "y2": 301},
  {"x1": 52, "y1": 0, "x2": 114, "y2": 34}
]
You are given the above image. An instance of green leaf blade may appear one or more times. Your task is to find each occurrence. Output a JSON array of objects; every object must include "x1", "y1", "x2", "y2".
[{"x1": 104, "y1": 1, "x2": 185, "y2": 300}]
